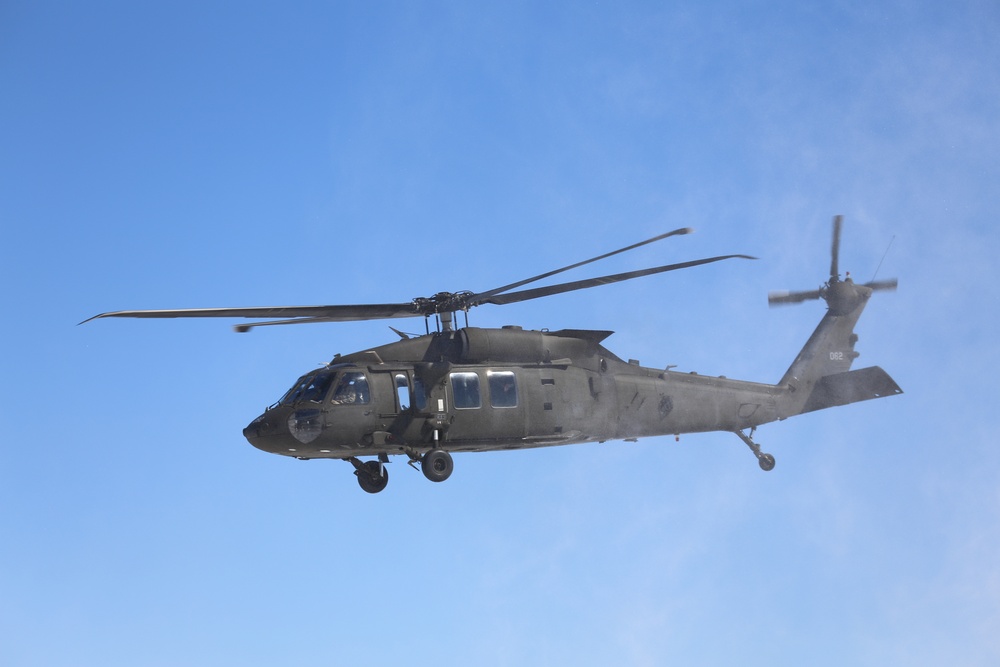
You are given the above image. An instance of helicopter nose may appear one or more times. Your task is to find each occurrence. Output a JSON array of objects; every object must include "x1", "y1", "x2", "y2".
[
  {"x1": 243, "y1": 412, "x2": 281, "y2": 452},
  {"x1": 243, "y1": 417, "x2": 262, "y2": 447}
]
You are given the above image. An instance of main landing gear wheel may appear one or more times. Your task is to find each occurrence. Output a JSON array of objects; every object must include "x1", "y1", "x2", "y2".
[
  {"x1": 758, "y1": 452, "x2": 776, "y2": 472},
  {"x1": 421, "y1": 449, "x2": 453, "y2": 483},
  {"x1": 356, "y1": 460, "x2": 389, "y2": 494}
]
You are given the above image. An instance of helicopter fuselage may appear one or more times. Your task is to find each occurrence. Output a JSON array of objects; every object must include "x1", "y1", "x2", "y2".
[{"x1": 243, "y1": 326, "x2": 787, "y2": 460}]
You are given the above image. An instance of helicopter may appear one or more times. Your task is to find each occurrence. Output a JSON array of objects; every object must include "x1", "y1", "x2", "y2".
[{"x1": 83, "y1": 216, "x2": 901, "y2": 493}]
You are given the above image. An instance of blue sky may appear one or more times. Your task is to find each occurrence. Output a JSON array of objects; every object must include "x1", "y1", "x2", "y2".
[{"x1": 2, "y1": 1, "x2": 999, "y2": 665}]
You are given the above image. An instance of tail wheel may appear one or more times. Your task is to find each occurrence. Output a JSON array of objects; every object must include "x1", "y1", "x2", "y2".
[{"x1": 421, "y1": 449, "x2": 454, "y2": 483}]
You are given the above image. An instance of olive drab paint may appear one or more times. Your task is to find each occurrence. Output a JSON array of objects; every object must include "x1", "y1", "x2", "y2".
[{"x1": 85, "y1": 219, "x2": 901, "y2": 493}]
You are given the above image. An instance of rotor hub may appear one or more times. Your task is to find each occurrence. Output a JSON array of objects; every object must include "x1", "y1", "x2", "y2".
[{"x1": 823, "y1": 278, "x2": 867, "y2": 316}]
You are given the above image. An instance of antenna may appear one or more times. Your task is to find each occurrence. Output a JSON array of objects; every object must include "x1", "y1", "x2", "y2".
[{"x1": 871, "y1": 235, "x2": 896, "y2": 283}]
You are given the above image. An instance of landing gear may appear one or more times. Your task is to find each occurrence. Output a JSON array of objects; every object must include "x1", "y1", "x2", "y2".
[
  {"x1": 350, "y1": 457, "x2": 389, "y2": 493},
  {"x1": 734, "y1": 429, "x2": 775, "y2": 471},
  {"x1": 347, "y1": 449, "x2": 455, "y2": 492},
  {"x1": 421, "y1": 449, "x2": 453, "y2": 483}
]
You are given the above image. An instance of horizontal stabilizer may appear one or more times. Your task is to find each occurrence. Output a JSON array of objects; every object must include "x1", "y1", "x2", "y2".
[{"x1": 799, "y1": 366, "x2": 902, "y2": 415}]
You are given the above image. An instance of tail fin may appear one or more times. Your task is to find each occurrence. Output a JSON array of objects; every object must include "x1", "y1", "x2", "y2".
[
  {"x1": 776, "y1": 287, "x2": 901, "y2": 417},
  {"x1": 779, "y1": 291, "x2": 867, "y2": 389},
  {"x1": 769, "y1": 217, "x2": 902, "y2": 418}
]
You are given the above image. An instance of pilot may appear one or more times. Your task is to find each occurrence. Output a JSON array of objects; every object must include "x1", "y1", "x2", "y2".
[{"x1": 330, "y1": 385, "x2": 357, "y2": 405}]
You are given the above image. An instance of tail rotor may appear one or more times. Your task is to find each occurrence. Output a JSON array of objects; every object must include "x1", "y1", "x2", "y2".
[{"x1": 768, "y1": 216, "x2": 897, "y2": 314}]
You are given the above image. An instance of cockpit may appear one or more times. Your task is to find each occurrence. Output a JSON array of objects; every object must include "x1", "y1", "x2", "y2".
[{"x1": 278, "y1": 367, "x2": 371, "y2": 406}]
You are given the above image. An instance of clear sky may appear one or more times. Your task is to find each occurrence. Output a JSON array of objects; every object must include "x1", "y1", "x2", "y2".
[{"x1": 2, "y1": 1, "x2": 998, "y2": 665}]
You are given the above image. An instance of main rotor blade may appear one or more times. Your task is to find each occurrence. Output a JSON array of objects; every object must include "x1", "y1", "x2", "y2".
[
  {"x1": 831, "y1": 215, "x2": 843, "y2": 280},
  {"x1": 469, "y1": 227, "x2": 693, "y2": 303},
  {"x1": 80, "y1": 303, "x2": 421, "y2": 325},
  {"x1": 231, "y1": 316, "x2": 346, "y2": 333},
  {"x1": 480, "y1": 254, "x2": 756, "y2": 307}
]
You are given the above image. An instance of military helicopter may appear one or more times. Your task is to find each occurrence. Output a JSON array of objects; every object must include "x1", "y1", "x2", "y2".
[{"x1": 84, "y1": 216, "x2": 901, "y2": 493}]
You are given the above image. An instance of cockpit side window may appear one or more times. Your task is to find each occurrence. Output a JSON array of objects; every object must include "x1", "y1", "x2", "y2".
[{"x1": 329, "y1": 372, "x2": 370, "y2": 405}]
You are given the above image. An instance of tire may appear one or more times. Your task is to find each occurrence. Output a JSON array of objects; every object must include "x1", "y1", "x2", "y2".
[
  {"x1": 421, "y1": 449, "x2": 454, "y2": 483},
  {"x1": 357, "y1": 460, "x2": 389, "y2": 493}
]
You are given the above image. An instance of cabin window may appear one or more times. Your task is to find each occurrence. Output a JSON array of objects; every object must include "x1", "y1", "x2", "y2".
[
  {"x1": 488, "y1": 371, "x2": 518, "y2": 408},
  {"x1": 329, "y1": 372, "x2": 370, "y2": 405},
  {"x1": 450, "y1": 372, "x2": 481, "y2": 409},
  {"x1": 395, "y1": 374, "x2": 409, "y2": 411}
]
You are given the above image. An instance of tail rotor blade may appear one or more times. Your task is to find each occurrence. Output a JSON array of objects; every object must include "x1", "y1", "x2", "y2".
[
  {"x1": 830, "y1": 215, "x2": 843, "y2": 280},
  {"x1": 768, "y1": 289, "x2": 823, "y2": 307},
  {"x1": 863, "y1": 277, "x2": 898, "y2": 292}
]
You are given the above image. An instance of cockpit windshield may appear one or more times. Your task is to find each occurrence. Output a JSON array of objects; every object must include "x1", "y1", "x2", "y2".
[
  {"x1": 277, "y1": 369, "x2": 370, "y2": 406},
  {"x1": 279, "y1": 372, "x2": 334, "y2": 405}
]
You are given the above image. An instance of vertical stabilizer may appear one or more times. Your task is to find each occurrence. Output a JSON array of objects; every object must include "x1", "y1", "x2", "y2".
[
  {"x1": 777, "y1": 287, "x2": 868, "y2": 416},
  {"x1": 768, "y1": 217, "x2": 901, "y2": 418}
]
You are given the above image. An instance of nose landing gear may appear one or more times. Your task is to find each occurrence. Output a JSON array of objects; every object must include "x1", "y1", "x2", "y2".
[{"x1": 734, "y1": 429, "x2": 775, "y2": 471}]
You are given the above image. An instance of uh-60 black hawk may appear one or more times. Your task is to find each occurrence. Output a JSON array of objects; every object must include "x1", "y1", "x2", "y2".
[{"x1": 84, "y1": 216, "x2": 901, "y2": 493}]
